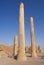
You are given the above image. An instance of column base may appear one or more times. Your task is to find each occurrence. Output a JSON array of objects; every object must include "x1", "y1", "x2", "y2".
[
  {"x1": 18, "y1": 52, "x2": 26, "y2": 61},
  {"x1": 31, "y1": 51, "x2": 37, "y2": 58}
]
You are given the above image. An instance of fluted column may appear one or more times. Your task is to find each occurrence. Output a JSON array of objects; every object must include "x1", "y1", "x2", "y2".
[
  {"x1": 18, "y1": 2, "x2": 26, "y2": 61},
  {"x1": 30, "y1": 17, "x2": 37, "y2": 58},
  {"x1": 13, "y1": 36, "x2": 17, "y2": 58}
]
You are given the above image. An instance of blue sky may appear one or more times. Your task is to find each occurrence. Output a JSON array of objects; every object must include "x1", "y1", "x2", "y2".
[{"x1": 0, "y1": 0, "x2": 44, "y2": 49}]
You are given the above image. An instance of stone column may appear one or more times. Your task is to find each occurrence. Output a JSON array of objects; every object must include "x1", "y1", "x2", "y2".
[
  {"x1": 13, "y1": 36, "x2": 17, "y2": 58},
  {"x1": 30, "y1": 17, "x2": 37, "y2": 58},
  {"x1": 18, "y1": 2, "x2": 26, "y2": 60}
]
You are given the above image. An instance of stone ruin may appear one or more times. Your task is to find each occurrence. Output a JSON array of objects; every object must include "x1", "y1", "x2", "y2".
[{"x1": 13, "y1": 2, "x2": 38, "y2": 61}]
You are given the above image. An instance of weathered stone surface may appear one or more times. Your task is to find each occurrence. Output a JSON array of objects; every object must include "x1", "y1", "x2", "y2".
[
  {"x1": 30, "y1": 17, "x2": 37, "y2": 58},
  {"x1": 13, "y1": 36, "x2": 18, "y2": 58},
  {"x1": 18, "y1": 2, "x2": 26, "y2": 61},
  {"x1": 0, "y1": 55, "x2": 2, "y2": 58}
]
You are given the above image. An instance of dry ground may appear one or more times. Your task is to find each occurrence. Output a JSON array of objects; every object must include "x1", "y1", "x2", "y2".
[{"x1": 0, "y1": 51, "x2": 44, "y2": 65}]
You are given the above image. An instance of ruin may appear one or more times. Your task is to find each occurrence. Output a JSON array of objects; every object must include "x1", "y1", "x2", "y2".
[
  {"x1": 18, "y1": 2, "x2": 26, "y2": 61},
  {"x1": 30, "y1": 17, "x2": 37, "y2": 58},
  {"x1": 13, "y1": 36, "x2": 18, "y2": 59}
]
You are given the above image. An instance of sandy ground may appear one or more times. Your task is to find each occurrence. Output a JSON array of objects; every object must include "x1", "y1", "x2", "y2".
[{"x1": 0, "y1": 51, "x2": 44, "y2": 65}]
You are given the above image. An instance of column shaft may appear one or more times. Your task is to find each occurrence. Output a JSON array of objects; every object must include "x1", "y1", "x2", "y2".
[
  {"x1": 13, "y1": 36, "x2": 17, "y2": 57},
  {"x1": 30, "y1": 17, "x2": 37, "y2": 57},
  {"x1": 18, "y1": 3, "x2": 26, "y2": 60}
]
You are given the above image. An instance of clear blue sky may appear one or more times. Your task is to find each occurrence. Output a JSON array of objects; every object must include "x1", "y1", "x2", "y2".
[{"x1": 0, "y1": 0, "x2": 44, "y2": 49}]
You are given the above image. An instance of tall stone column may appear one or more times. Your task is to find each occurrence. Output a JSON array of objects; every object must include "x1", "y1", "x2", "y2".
[
  {"x1": 18, "y1": 2, "x2": 26, "y2": 61},
  {"x1": 30, "y1": 17, "x2": 37, "y2": 58},
  {"x1": 13, "y1": 36, "x2": 17, "y2": 58}
]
